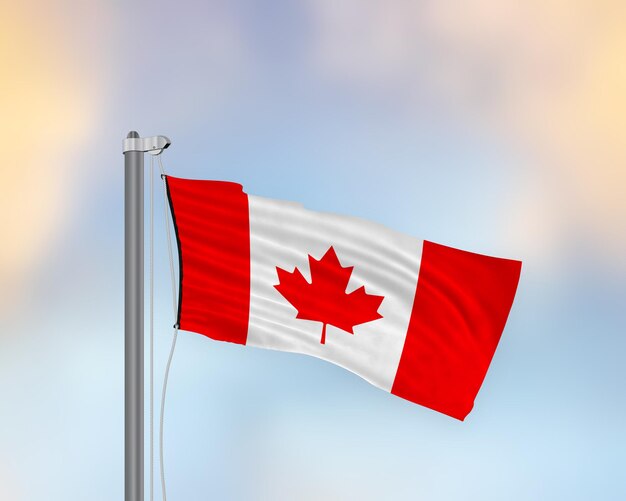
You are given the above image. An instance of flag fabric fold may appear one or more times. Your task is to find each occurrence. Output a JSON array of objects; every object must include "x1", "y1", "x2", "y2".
[{"x1": 165, "y1": 175, "x2": 522, "y2": 420}]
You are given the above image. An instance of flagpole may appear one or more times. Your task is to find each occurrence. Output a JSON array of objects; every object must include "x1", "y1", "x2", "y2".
[{"x1": 124, "y1": 131, "x2": 170, "y2": 501}]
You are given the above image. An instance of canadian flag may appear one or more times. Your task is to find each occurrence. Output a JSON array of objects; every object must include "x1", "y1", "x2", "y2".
[{"x1": 165, "y1": 176, "x2": 521, "y2": 420}]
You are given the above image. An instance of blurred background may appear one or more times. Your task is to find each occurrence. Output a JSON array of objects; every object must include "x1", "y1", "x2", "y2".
[{"x1": 1, "y1": 1, "x2": 625, "y2": 499}]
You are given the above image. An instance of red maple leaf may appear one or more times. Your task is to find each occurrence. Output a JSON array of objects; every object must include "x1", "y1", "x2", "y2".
[{"x1": 274, "y1": 246, "x2": 384, "y2": 344}]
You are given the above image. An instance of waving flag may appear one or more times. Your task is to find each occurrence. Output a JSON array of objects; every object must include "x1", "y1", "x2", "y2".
[{"x1": 165, "y1": 176, "x2": 521, "y2": 420}]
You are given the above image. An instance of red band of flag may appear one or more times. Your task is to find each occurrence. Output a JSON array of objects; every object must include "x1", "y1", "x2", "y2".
[
  {"x1": 391, "y1": 241, "x2": 522, "y2": 419},
  {"x1": 166, "y1": 176, "x2": 250, "y2": 344}
]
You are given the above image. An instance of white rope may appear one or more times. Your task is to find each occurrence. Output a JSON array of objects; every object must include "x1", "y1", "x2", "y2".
[
  {"x1": 158, "y1": 155, "x2": 178, "y2": 315},
  {"x1": 149, "y1": 155, "x2": 155, "y2": 501},
  {"x1": 158, "y1": 154, "x2": 179, "y2": 501}
]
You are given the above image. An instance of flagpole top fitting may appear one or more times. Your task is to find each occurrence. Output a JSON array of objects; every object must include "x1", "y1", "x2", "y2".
[{"x1": 123, "y1": 132, "x2": 171, "y2": 156}]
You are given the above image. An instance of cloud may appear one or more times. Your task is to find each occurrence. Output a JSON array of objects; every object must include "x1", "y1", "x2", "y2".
[{"x1": 307, "y1": 0, "x2": 626, "y2": 266}]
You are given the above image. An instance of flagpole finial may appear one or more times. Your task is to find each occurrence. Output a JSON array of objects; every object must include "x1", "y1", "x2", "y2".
[{"x1": 123, "y1": 132, "x2": 171, "y2": 156}]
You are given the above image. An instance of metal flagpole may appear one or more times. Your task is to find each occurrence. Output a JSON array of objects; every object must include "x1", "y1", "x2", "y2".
[{"x1": 124, "y1": 131, "x2": 171, "y2": 501}]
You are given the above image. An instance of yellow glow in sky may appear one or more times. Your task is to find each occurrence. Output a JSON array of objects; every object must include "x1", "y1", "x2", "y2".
[{"x1": 0, "y1": 5, "x2": 100, "y2": 308}]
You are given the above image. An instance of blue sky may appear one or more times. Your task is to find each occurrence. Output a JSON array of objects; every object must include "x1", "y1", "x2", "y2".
[{"x1": 1, "y1": 1, "x2": 625, "y2": 500}]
